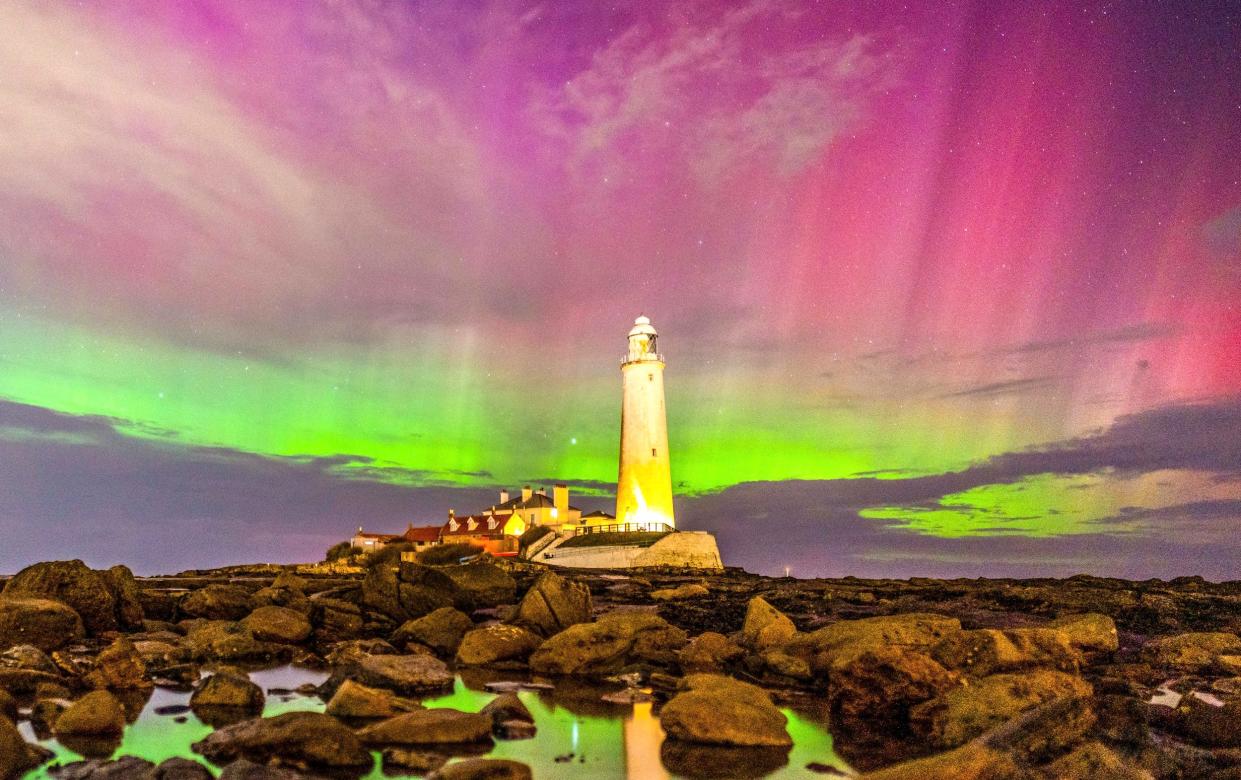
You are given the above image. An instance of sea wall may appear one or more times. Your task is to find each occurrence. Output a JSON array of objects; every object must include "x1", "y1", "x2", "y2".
[{"x1": 537, "y1": 531, "x2": 723, "y2": 570}]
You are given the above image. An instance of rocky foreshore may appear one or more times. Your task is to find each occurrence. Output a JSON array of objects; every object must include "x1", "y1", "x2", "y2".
[{"x1": 1, "y1": 557, "x2": 1240, "y2": 779}]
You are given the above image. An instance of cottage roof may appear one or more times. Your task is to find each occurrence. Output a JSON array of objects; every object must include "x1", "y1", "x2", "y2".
[{"x1": 403, "y1": 525, "x2": 442, "y2": 543}]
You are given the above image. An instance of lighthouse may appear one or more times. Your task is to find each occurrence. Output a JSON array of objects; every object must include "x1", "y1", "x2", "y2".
[{"x1": 616, "y1": 315, "x2": 675, "y2": 529}]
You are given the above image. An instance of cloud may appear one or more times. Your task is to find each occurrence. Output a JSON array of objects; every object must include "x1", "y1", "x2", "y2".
[
  {"x1": 996, "y1": 322, "x2": 1178, "y2": 356},
  {"x1": 531, "y1": 0, "x2": 899, "y2": 187},
  {"x1": 937, "y1": 376, "x2": 1058, "y2": 399},
  {"x1": 1203, "y1": 204, "x2": 1241, "y2": 262}
]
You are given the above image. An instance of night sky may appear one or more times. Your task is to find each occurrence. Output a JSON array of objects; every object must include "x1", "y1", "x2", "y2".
[{"x1": 1, "y1": 1, "x2": 1239, "y2": 578}]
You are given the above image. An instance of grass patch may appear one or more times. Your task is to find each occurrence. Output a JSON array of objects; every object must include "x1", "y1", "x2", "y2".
[{"x1": 557, "y1": 531, "x2": 670, "y2": 549}]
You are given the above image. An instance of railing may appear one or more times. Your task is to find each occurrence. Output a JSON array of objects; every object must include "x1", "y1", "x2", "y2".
[
  {"x1": 573, "y1": 522, "x2": 674, "y2": 536},
  {"x1": 621, "y1": 353, "x2": 665, "y2": 365}
]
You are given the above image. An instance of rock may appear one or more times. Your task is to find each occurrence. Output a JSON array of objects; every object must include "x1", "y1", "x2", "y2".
[
  {"x1": 350, "y1": 653, "x2": 454, "y2": 695},
  {"x1": 1218, "y1": 655, "x2": 1241, "y2": 675},
  {"x1": 659, "y1": 673, "x2": 792, "y2": 747},
  {"x1": 1043, "y1": 741, "x2": 1154, "y2": 779},
  {"x1": 0, "y1": 644, "x2": 59, "y2": 674},
  {"x1": 853, "y1": 743, "x2": 1020, "y2": 780},
  {"x1": 659, "y1": 742, "x2": 791, "y2": 779},
  {"x1": 455, "y1": 625, "x2": 542, "y2": 667},
  {"x1": 153, "y1": 758, "x2": 215, "y2": 779},
  {"x1": 510, "y1": 571, "x2": 593, "y2": 638},
  {"x1": 651, "y1": 584, "x2": 710, "y2": 602},
  {"x1": 1048, "y1": 613, "x2": 1120, "y2": 653},
  {"x1": 84, "y1": 637, "x2": 150, "y2": 690},
  {"x1": 54, "y1": 690, "x2": 126, "y2": 737},
  {"x1": 216, "y1": 759, "x2": 306, "y2": 779},
  {"x1": 976, "y1": 693, "x2": 1096, "y2": 764},
  {"x1": 1, "y1": 714, "x2": 52, "y2": 778},
  {"x1": 181, "y1": 621, "x2": 288, "y2": 663},
  {"x1": 392, "y1": 607, "x2": 474, "y2": 655},
  {"x1": 1141, "y1": 632, "x2": 1241, "y2": 673},
  {"x1": 239, "y1": 606, "x2": 311, "y2": 644},
  {"x1": 911, "y1": 669, "x2": 1092, "y2": 748},
  {"x1": 2, "y1": 560, "x2": 119, "y2": 634},
  {"x1": 480, "y1": 692, "x2": 534, "y2": 729},
  {"x1": 324, "y1": 679, "x2": 420, "y2": 719},
  {"x1": 0, "y1": 596, "x2": 85, "y2": 652},
  {"x1": 101, "y1": 565, "x2": 145, "y2": 630},
  {"x1": 48, "y1": 756, "x2": 157, "y2": 779},
  {"x1": 31, "y1": 698, "x2": 70, "y2": 735},
  {"x1": 740, "y1": 596, "x2": 796, "y2": 651},
  {"x1": 1179, "y1": 696, "x2": 1241, "y2": 747},
  {"x1": 309, "y1": 597, "x2": 365, "y2": 642},
  {"x1": 762, "y1": 650, "x2": 812, "y2": 680},
  {"x1": 362, "y1": 563, "x2": 460, "y2": 622},
  {"x1": 270, "y1": 572, "x2": 307, "y2": 592},
  {"x1": 382, "y1": 749, "x2": 448, "y2": 774},
  {"x1": 357, "y1": 708, "x2": 493, "y2": 745},
  {"x1": 190, "y1": 671, "x2": 264, "y2": 711},
  {"x1": 529, "y1": 610, "x2": 687, "y2": 676},
  {"x1": 323, "y1": 638, "x2": 397, "y2": 667},
  {"x1": 191, "y1": 711, "x2": 373, "y2": 773},
  {"x1": 181, "y1": 585, "x2": 253, "y2": 621},
  {"x1": 427, "y1": 759, "x2": 533, "y2": 780},
  {"x1": 930, "y1": 628, "x2": 1082, "y2": 677},
  {"x1": 247, "y1": 587, "x2": 311, "y2": 617},
  {"x1": 440, "y1": 563, "x2": 516, "y2": 608},
  {"x1": 789, "y1": 613, "x2": 961, "y2": 674},
  {"x1": 0, "y1": 690, "x2": 16, "y2": 722},
  {"x1": 826, "y1": 647, "x2": 958, "y2": 742},
  {"x1": 678, "y1": 631, "x2": 745, "y2": 673}
]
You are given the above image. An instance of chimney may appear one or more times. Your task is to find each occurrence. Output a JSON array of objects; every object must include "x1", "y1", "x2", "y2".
[
  {"x1": 499, "y1": 489, "x2": 510, "y2": 504},
  {"x1": 553, "y1": 484, "x2": 568, "y2": 517},
  {"x1": 521, "y1": 485, "x2": 532, "y2": 501},
  {"x1": 536, "y1": 487, "x2": 546, "y2": 497},
  {"x1": 448, "y1": 509, "x2": 455, "y2": 518}
]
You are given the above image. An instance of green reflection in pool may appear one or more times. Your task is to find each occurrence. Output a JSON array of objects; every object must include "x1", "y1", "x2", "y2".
[{"x1": 20, "y1": 667, "x2": 848, "y2": 779}]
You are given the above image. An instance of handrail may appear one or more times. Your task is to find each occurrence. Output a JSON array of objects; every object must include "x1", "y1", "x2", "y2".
[
  {"x1": 621, "y1": 353, "x2": 665, "y2": 364},
  {"x1": 573, "y1": 522, "x2": 673, "y2": 536}
]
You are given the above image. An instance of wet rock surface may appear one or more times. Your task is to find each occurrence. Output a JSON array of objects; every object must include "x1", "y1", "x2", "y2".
[{"x1": 1, "y1": 560, "x2": 1240, "y2": 778}]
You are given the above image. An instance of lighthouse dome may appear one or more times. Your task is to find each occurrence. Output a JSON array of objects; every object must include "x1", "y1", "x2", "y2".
[{"x1": 628, "y1": 315, "x2": 657, "y2": 337}]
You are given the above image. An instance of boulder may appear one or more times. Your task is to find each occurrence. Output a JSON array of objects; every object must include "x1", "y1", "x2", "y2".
[
  {"x1": 216, "y1": 759, "x2": 306, "y2": 779},
  {"x1": 826, "y1": 647, "x2": 958, "y2": 741},
  {"x1": 0, "y1": 596, "x2": 85, "y2": 652},
  {"x1": 440, "y1": 563, "x2": 516, "y2": 608},
  {"x1": 357, "y1": 708, "x2": 493, "y2": 745},
  {"x1": 181, "y1": 585, "x2": 253, "y2": 621},
  {"x1": 239, "y1": 607, "x2": 311, "y2": 644},
  {"x1": 659, "y1": 742, "x2": 791, "y2": 779},
  {"x1": 324, "y1": 680, "x2": 420, "y2": 720},
  {"x1": 740, "y1": 597, "x2": 796, "y2": 651},
  {"x1": 1, "y1": 714, "x2": 52, "y2": 778},
  {"x1": 152, "y1": 758, "x2": 215, "y2": 779},
  {"x1": 324, "y1": 638, "x2": 398, "y2": 667},
  {"x1": 54, "y1": 690, "x2": 126, "y2": 737},
  {"x1": 382, "y1": 749, "x2": 448, "y2": 775},
  {"x1": 101, "y1": 566, "x2": 145, "y2": 630},
  {"x1": 47, "y1": 756, "x2": 158, "y2": 779},
  {"x1": 0, "y1": 690, "x2": 16, "y2": 722},
  {"x1": 362, "y1": 563, "x2": 460, "y2": 622},
  {"x1": 1179, "y1": 696, "x2": 1241, "y2": 748},
  {"x1": 247, "y1": 587, "x2": 310, "y2": 617},
  {"x1": 659, "y1": 673, "x2": 792, "y2": 747},
  {"x1": 529, "y1": 611, "x2": 687, "y2": 676},
  {"x1": 853, "y1": 743, "x2": 1020, "y2": 780},
  {"x1": 0, "y1": 644, "x2": 59, "y2": 674},
  {"x1": 930, "y1": 628, "x2": 1082, "y2": 678},
  {"x1": 761, "y1": 650, "x2": 812, "y2": 680},
  {"x1": 191, "y1": 711, "x2": 373, "y2": 773},
  {"x1": 392, "y1": 607, "x2": 474, "y2": 655},
  {"x1": 309, "y1": 597, "x2": 365, "y2": 643},
  {"x1": 427, "y1": 759, "x2": 533, "y2": 780},
  {"x1": 1042, "y1": 741, "x2": 1154, "y2": 780},
  {"x1": 181, "y1": 621, "x2": 288, "y2": 663},
  {"x1": 2, "y1": 560, "x2": 119, "y2": 634},
  {"x1": 350, "y1": 653, "x2": 454, "y2": 695},
  {"x1": 480, "y1": 692, "x2": 533, "y2": 729},
  {"x1": 510, "y1": 571, "x2": 592, "y2": 638},
  {"x1": 1048, "y1": 613, "x2": 1120, "y2": 653},
  {"x1": 911, "y1": 669, "x2": 1092, "y2": 748},
  {"x1": 677, "y1": 632, "x2": 745, "y2": 674},
  {"x1": 1140, "y1": 632, "x2": 1241, "y2": 673},
  {"x1": 455, "y1": 625, "x2": 542, "y2": 667},
  {"x1": 650, "y1": 583, "x2": 710, "y2": 602},
  {"x1": 976, "y1": 693, "x2": 1097, "y2": 764},
  {"x1": 84, "y1": 638, "x2": 150, "y2": 690},
  {"x1": 190, "y1": 671, "x2": 264, "y2": 712},
  {"x1": 270, "y1": 572, "x2": 307, "y2": 592},
  {"x1": 789, "y1": 613, "x2": 961, "y2": 674}
]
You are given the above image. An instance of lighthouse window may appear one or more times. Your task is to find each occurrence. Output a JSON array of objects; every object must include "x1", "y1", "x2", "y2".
[
  {"x1": 648, "y1": 373, "x2": 653, "y2": 382},
  {"x1": 652, "y1": 448, "x2": 657, "y2": 456}
]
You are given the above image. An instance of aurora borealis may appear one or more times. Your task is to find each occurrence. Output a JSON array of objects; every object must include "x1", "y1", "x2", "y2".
[{"x1": 1, "y1": 1, "x2": 1238, "y2": 577}]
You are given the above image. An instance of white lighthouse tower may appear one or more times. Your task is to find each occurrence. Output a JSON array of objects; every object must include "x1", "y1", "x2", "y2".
[{"x1": 616, "y1": 315, "x2": 675, "y2": 529}]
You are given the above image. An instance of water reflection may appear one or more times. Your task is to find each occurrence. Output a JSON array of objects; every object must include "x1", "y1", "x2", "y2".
[{"x1": 19, "y1": 667, "x2": 848, "y2": 779}]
